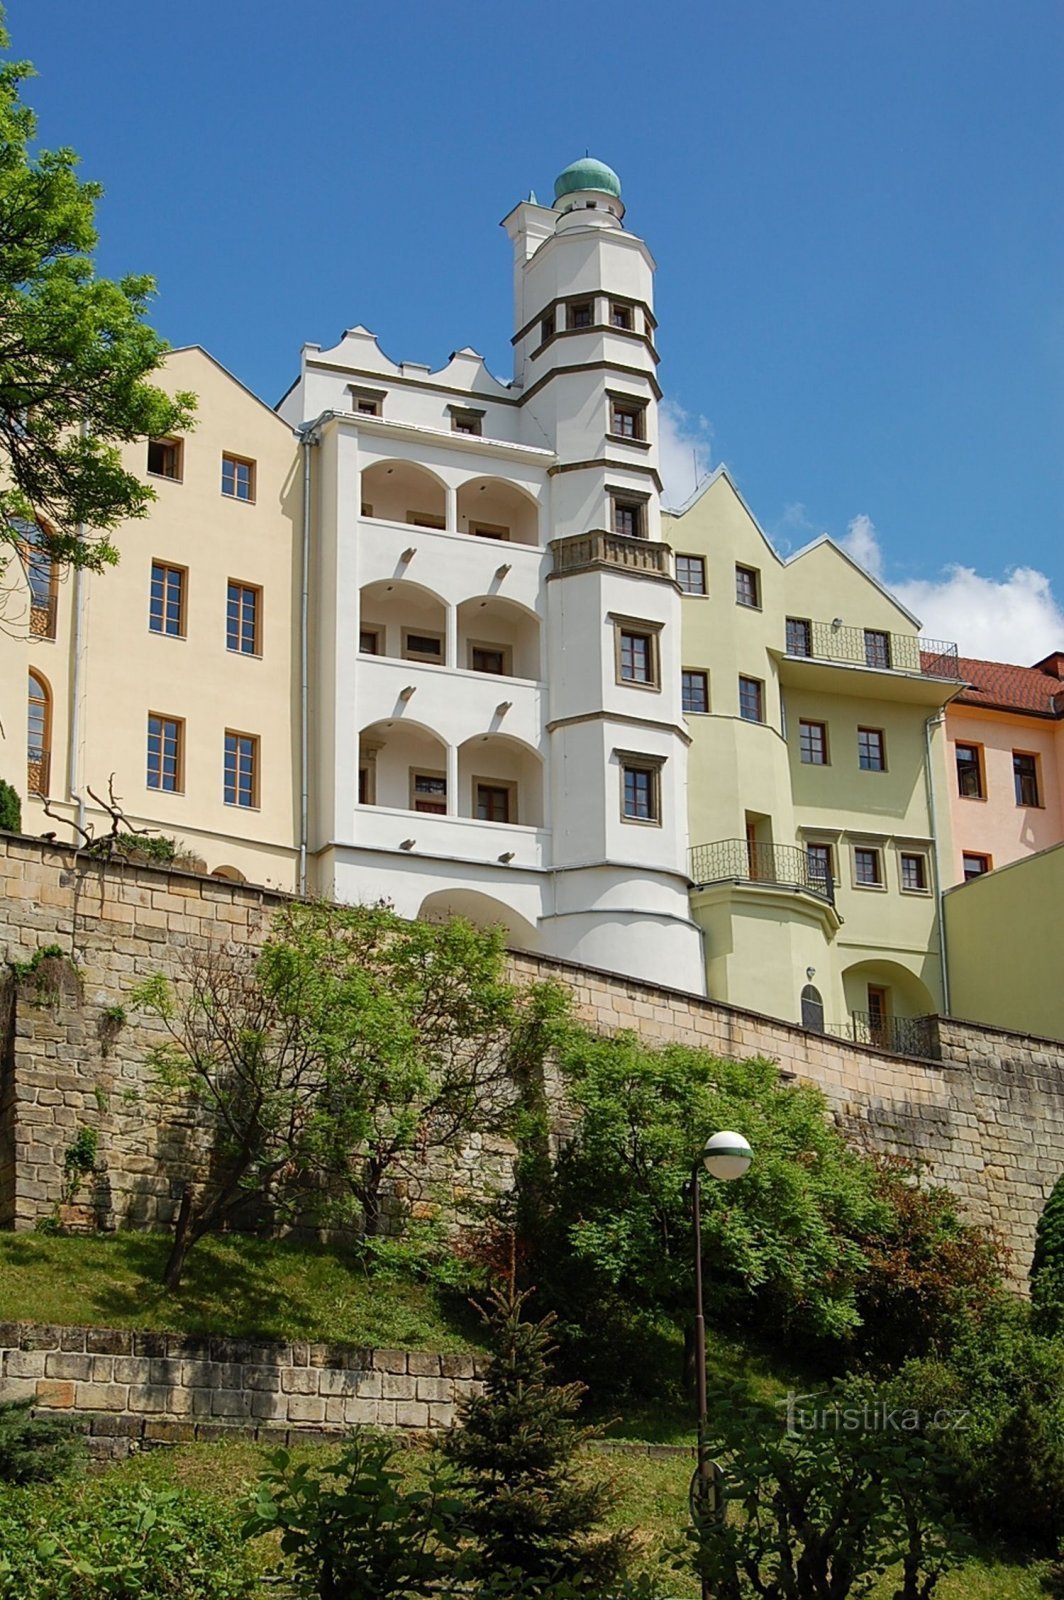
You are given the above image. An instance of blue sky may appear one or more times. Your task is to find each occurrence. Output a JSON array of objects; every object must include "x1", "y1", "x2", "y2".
[{"x1": 16, "y1": 1, "x2": 1064, "y2": 658}]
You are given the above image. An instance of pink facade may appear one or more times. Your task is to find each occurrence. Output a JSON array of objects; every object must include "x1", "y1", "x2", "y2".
[{"x1": 944, "y1": 653, "x2": 1064, "y2": 885}]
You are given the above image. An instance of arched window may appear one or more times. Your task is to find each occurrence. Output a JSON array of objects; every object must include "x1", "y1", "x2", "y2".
[
  {"x1": 13, "y1": 518, "x2": 58, "y2": 639},
  {"x1": 800, "y1": 984, "x2": 825, "y2": 1033},
  {"x1": 27, "y1": 671, "x2": 51, "y2": 796}
]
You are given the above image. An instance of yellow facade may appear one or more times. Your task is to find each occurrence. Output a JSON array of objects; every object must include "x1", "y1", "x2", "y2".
[
  {"x1": 671, "y1": 470, "x2": 959, "y2": 1037},
  {"x1": 944, "y1": 841, "x2": 1064, "y2": 1041},
  {"x1": 1, "y1": 348, "x2": 303, "y2": 888}
]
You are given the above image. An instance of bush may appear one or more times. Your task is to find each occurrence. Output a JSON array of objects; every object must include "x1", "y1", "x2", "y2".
[
  {"x1": 115, "y1": 832, "x2": 177, "y2": 863},
  {"x1": 0, "y1": 779, "x2": 20, "y2": 833},
  {"x1": 1032, "y1": 1174, "x2": 1064, "y2": 1336},
  {"x1": 0, "y1": 1479, "x2": 257, "y2": 1598},
  {"x1": 0, "y1": 1399, "x2": 84, "y2": 1485}
]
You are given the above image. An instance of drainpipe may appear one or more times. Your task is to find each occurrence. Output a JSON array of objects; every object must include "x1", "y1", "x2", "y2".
[
  {"x1": 298, "y1": 422, "x2": 320, "y2": 898},
  {"x1": 924, "y1": 709, "x2": 951, "y2": 1015},
  {"x1": 68, "y1": 419, "x2": 88, "y2": 838}
]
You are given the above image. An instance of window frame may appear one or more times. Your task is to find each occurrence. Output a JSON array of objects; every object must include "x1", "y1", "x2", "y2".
[
  {"x1": 853, "y1": 844, "x2": 885, "y2": 890},
  {"x1": 226, "y1": 580, "x2": 262, "y2": 657},
  {"x1": 864, "y1": 628, "x2": 892, "y2": 670},
  {"x1": 857, "y1": 726, "x2": 887, "y2": 772},
  {"x1": 735, "y1": 564, "x2": 761, "y2": 609},
  {"x1": 738, "y1": 675, "x2": 765, "y2": 724},
  {"x1": 1013, "y1": 750, "x2": 1042, "y2": 808},
  {"x1": 786, "y1": 616, "x2": 812, "y2": 657},
  {"x1": 615, "y1": 620, "x2": 661, "y2": 691},
  {"x1": 955, "y1": 741, "x2": 985, "y2": 800},
  {"x1": 805, "y1": 840, "x2": 835, "y2": 891},
  {"x1": 962, "y1": 851, "x2": 992, "y2": 880},
  {"x1": 146, "y1": 437, "x2": 183, "y2": 482},
  {"x1": 27, "y1": 669, "x2": 51, "y2": 797},
  {"x1": 448, "y1": 405, "x2": 484, "y2": 436},
  {"x1": 619, "y1": 756, "x2": 663, "y2": 826},
  {"x1": 470, "y1": 521, "x2": 511, "y2": 541},
  {"x1": 402, "y1": 628, "x2": 445, "y2": 666},
  {"x1": 899, "y1": 851, "x2": 930, "y2": 894},
  {"x1": 223, "y1": 729, "x2": 260, "y2": 810},
  {"x1": 799, "y1": 719, "x2": 829, "y2": 765},
  {"x1": 149, "y1": 561, "x2": 187, "y2": 639},
  {"x1": 681, "y1": 669, "x2": 709, "y2": 715},
  {"x1": 469, "y1": 641, "x2": 512, "y2": 676},
  {"x1": 607, "y1": 392, "x2": 647, "y2": 442},
  {"x1": 473, "y1": 777, "x2": 517, "y2": 825},
  {"x1": 359, "y1": 627, "x2": 381, "y2": 655},
  {"x1": 567, "y1": 299, "x2": 594, "y2": 330},
  {"x1": 349, "y1": 384, "x2": 386, "y2": 417},
  {"x1": 221, "y1": 453, "x2": 256, "y2": 503},
  {"x1": 146, "y1": 712, "x2": 184, "y2": 794},
  {"x1": 610, "y1": 492, "x2": 647, "y2": 539},
  {"x1": 410, "y1": 769, "x2": 447, "y2": 814},
  {"x1": 609, "y1": 302, "x2": 633, "y2": 330},
  {"x1": 676, "y1": 554, "x2": 707, "y2": 595}
]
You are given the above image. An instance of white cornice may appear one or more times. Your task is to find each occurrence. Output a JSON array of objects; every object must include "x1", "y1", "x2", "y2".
[{"x1": 324, "y1": 411, "x2": 555, "y2": 463}]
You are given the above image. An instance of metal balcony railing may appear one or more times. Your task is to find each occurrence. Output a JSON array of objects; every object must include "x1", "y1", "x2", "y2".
[
  {"x1": 688, "y1": 838, "x2": 835, "y2": 905},
  {"x1": 550, "y1": 530, "x2": 671, "y2": 578},
  {"x1": 29, "y1": 596, "x2": 57, "y2": 640},
  {"x1": 830, "y1": 1011, "x2": 936, "y2": 1060},
  {"x1": 784, "y1": 619, "x2": 960, "y2": 679},
  {"x1": 27, "y1": 751, "x2": 50, "y2": 798}
]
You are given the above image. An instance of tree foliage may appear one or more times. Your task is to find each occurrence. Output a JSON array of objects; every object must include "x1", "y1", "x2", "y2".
[
  {"x1": 0, "y1": 1398, "x2": 83, "y2": 1486},
  {"x1": 0, "y1": 14, "x2": 195, "y2": 574},
  {"x1": 0, "y1": 778, "x2": 19, "y2": 832},
  {"x1": 1031, "y1": 1172, "x2": 1064, "y2": 1336}
]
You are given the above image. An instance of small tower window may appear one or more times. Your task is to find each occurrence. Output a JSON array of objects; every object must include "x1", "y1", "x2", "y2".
[
  {"x1": 448, "y1": 405, "x2": 484, "y2": 437},
  {"x1": 608, "y1": 395, "x2": 646, "y2": 441},
  {"x1": 611, "y1": 494, "x2": 646, "y2": 538},
  {"x1": 610, "y1": 303, "x2": 633, "y2": 330},
  {"x1": 568, "y1": 301, "x2": 594, "y2": 329},
  {"x1": 349, "y1": 385, "x2": 386, "y2": 417},
  {"x1": 540, "y1": 310, "x2": 555, "y2": 342}
]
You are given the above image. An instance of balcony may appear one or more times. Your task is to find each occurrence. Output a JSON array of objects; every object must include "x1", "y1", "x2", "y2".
[
  {"x1": 30, "y1": 597, "x2": 57, "y2": 640},
  {"x1": 27, "y1": 751, "x2": 50, "y2": 798},
  {"x1": 828, "y1": 1011, "x2": 936, "y2": 1060},
  {"x1": 777, "y1": 621, "x2": 961, "y2": 704},
  {"x1": 688, "y1": 838, "x2": 835, "y2": 905},
  {"x1": 550, "y1": 530, "x2": 671, "y2": 580}
]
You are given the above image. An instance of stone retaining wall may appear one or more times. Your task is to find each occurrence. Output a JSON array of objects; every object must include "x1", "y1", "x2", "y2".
[{"x1": 0, "y1": 1322, "x2": 484, "y2": 1459}]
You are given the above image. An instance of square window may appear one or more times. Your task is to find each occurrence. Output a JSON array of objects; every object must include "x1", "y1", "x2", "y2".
[
  {"x1": 350, "y1": 386, "x2": 384, "y2": 416},
  {"x1": 1013, "y1": 751, "x2": 1041, "y2": 807},
  {"x1": 569, "y1": 300, "x2": 593, "y2": 329},
  {"x1": 858, "y1": 727, "x2": 886, "y2": 771},
  {"x1": 864, "y1": 629, "x2": 892, "y2": 669},
  {"x1": 412, "y1": 771, "x2": 447, "y2": 814},
  {"x1": 226, "y1": 581, "x2": 260, "y2": 655},
  {"x1": 610, "y1": 400, "x2": 643, "y2": 439},
  {"x1": 147, "y1": 437, "x2": 182, "y2": 480},
  {"x1": 735, "y1": 565, "x2": 760, "y2": 608},
  {"x1": 799, "y1": 720, "x2": 828, "y2": 764},
  {"x1": 471, "y1": 522, "x2": 510, "y2": 541},
  {"x1": 786, "y1": 617, "x2": 812, "y2": 657},
  {"x1": 619, "y1": 628, "x2": 656, "y2": 686},
  {"x1": 360, "y1": 628, "x2": 380, "y2": 654},
  {"x1": 476, "y1": 782, "x2": 512, "y2": 824},
  {"x1": 900, "y1": 853, "x2": 928, "y2": 892},
  {"x1": 854, "y1": 846, "x2": 882, "y2": 886},
  {"x1": 357, "y1": 400, "x2": 378, "y2": 415},
  {"x1": 611, "y1": 496, "x2": 644, "y2": 538},
  {"x1": 472, "y1": 645, "x2": 508, "y2": 675},
  {"x1": 147, "y1": 714, "x2": 183, "y2": 792},
  {"x1": 676, "y1": 555, "x2": 706, "y2": 595},
  {"x1": 221, "y1": 453, "x2": 255, "y2": 501},
  {"x1": 955, "y1": 743, "x2": 984, "y2": 799},
  {"x1": 149, "y1": 562, "x2": 186, "y2": 637},
  {"x1": 738, "y1": 676, "x2": 764, "y2": 723},
  {"x1": 403, "y1": 631, "x2": 444, "y2": 664},
  {"x1": 224, "y1": 730, "x2": 259, "y2": 808},
  {"x1": 963, "y1": 852, "x2": 991, "y2": 879},
  {"x1": 622, "y1": 763, "x2": 660, "y2": 823},
  {"x1": 610, "y1": 303, "x2": 632, "y2": 330},
  {"x1": 682, "y1": 670, "x2": 709, "y2": 715},
  {"x1": 451, "y1": 410, "x2": 482, "y2": 436},
  {"x1": 806, "y1": 842, "x2": 834, "y2": 893}
]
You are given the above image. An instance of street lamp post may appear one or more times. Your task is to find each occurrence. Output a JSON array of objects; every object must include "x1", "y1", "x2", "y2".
[{"x1": 688, "y1": 1130, "x2": 753, "y2": 1600}]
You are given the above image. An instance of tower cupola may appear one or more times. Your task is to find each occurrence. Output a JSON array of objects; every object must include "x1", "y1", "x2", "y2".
[{"x1": 553, "y1": 156, "x2": 625, "y2": 221}]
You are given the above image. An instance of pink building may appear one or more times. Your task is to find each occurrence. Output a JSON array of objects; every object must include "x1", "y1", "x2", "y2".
[{"x1": 945, "y1": 652, "x2": 1064, "y2": 885}]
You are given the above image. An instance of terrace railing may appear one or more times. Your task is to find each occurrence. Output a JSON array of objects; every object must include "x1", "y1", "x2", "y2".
[{"x1": 688, "y1": 838, "x2": 835, "y2": 906}]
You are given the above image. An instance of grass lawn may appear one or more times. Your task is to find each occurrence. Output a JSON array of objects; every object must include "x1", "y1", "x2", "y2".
[{"x1": 0, "y1": 1230, "x2": 483, "y2": 1351}]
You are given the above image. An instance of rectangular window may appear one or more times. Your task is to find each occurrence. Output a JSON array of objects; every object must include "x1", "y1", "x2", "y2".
[
  {"x1": 900, "y1": 852, "x2": 929, "y2": 892},
  {"x1": 147, "y1": 437, "x2": 182, "y2": 480},
  {"x1": 146, "y1": 714, "x2": 183, "y2": 792},
  {"x1": 786, "y1": 617, "x2": 812, "y2": 657},
  {"x1": 854, "y1": 846, "x2": 882, "y2": 887},
  {"x1": 858, "y1": 727, "x2": 886, "y2": 771},
  {"x1": 356, "y1": 399, "x2": 379, "y2": 416},
  {"x1": 676, "y1": 554, "x2": 707, "y2": 595},
  {"x1": 569, "y1": 300, "x2": 593, "y2": 329},
  {"x1": 540, "y1": 310, "x2": 555, "y2": 342},
  {"x1": 359, "y1": 628, "x2": 380, "y2": 654},
  {"x1": 806, "y1": 842, "x2": 834, "y2": 892},
  {"x1": 1013, "y1": 751, "x2": 1041, "y2": 807},
  {"x1": 738, "y1": 676, "x2": 764, "y2": 723},
  {"x1": 619, "y1": 629, "x2": 655, "y2": 685},
  {"x1": 472, "y1": 645, "x2": 508, "y2": 675},
  {"x1": 149, "y1": 562, "x2": 185, "y2": 637},
  {"x1": 471, "y1": 522, "x2": 510, "y2": 541},
  {"x1": 451, "y1": 410, "x2": 482, "y2": 436},
  {"x1": 609, "y1": 398, "x2": 644, "y2": 439},
  {"x1": 611, "y1": 496, "x2": 644, "y2": 538},
  {"x1": 963, "y1": 852, "x2": 991, "y2": 879},
  {"x1": 682, "y1": 670, "x2": 709, "y2": 714},
  {"x1": 799, "y1": 720, "x2": 828, "y2": 765},
  {"x1": 622, "y1": 763, "x2": 660, "y2": 823},
  {"x1": 224, "y1": 731, "x2": 259, "y2": 808},
  {"x1": 407, "y1": 511, "x2": 446, "y2": 530},
  {"x1": 412, "y1": 772, "x2": 447, "y2": 814},
  {"x1": 476, "y1": 782, "x2": 512, "y2": 824},
  {"x1": 864, "y1": 629, "x2": 892, "y2": 669},
  {"x1": 955, "y1": 743, "x2": 984, "y2": 799},
  {"x1": 735, "y1": 565, "x2": 760, "y2": 608},
  {"x1": 221, "y1": 453, "x2": 255, "y2": 501},
  {"x1": 403, "y1": 630, "x2": 444, "y2": 664},
  {"x1": 610, "y1": 302, "x2": 632, "y2": 330},
  {"x1": 226, "y1": 582, "x2": 260, "y2": 655}
]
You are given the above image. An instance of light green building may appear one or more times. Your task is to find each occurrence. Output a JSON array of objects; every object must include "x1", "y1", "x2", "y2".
[{"x1": 668, "y1": 468, "x2": 963, "y2": 1042}]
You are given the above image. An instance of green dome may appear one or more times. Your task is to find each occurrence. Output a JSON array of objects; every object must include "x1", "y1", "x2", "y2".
[{"x1": 553, "y1": 157, "x2": 622, "y2": 202}]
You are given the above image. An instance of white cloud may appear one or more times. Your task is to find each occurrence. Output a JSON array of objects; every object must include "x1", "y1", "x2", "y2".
[
  {"x1": 835, "y1": 513, "x2": 1064, "y2": 662},
  {"x1": 659, "y1": 400, "x2": 713, "y2": 508}
]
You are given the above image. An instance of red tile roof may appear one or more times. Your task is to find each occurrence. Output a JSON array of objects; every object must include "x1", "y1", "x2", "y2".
[{"x1": 953, "y1": 654, "x2": 1064, "y2": 717}]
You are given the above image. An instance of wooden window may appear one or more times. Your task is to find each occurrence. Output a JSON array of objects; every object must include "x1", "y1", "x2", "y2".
[
  {"x1": 622, "y1": 762, "x2": 660, "y2": 823},
  {"x1": 147, "y1": 437, "x2": 182, "y2": 480},
  {"x1": 864, "y1": 629, "x2": 892, "y2": 669},
  {"x1": 18, "y1": 521, "x2": 57, "y2": 640},
  {"x1": 475, "y1": 781, "x2": 515, "y2": 824},
  {"x1": 402, "y1": 630, "x2": 444, "y2": 665},
  {"x1": 786, "y1": 617, "x2": 812, "y2": 657},
  {"x1": 858, "y1": 727, "x2": 886, "y2": 771},
  {"x1": 611, "y1": 495, "x2": 645, "y2": 538},
  {"x1": 900, "y1": 852, "x2": 929, "y2": 892},
  {"x1": 349, "y1": 385, "x2": 385, "y2": 416},
  {"x1": 867, "y1": 985, "x2": 890, "y2": 1046},
  {"x1": 411, "y1": 771, "x2": 447, "y2": 814},
  {"x1": 471, "y1": 644, "x2": 509, "y2": 675},
  {"x1": 568, "y1": 300, "x2": 593, "y2": 329},
  {"x1": 1013, "y1": 751, "x2": 1041, "y2": 807},
  {"x1": 682, "y1": 670, "x2": 708, "y2": 714},
  {"x1": 149, "y1": 562, "x2": 186, "y2": 637},
  {"x1": 676, "y1": 554, "x2": 706, "y2": 595},
  {"x1": 609, "y1": 397, "x2": 644, "y2": 439},
  {"x1": 805, "y1": 842, "x2": 834, "y2": 892},
  {"x1": 224, "y1": 731, "x2": 259, "y2": 808},
  {"x1": 407, "y1": 511, "x2": 446, "y2": 530},
  {"x1": 854, "y1": 846, "x2": 882, "y2": 887},
  {"x1": 799, "y1": 720, "x2": 828, "y2": 764},
  {"x1": 618, "y1": 628, "x2": 657, "y2": 687},
  {"x1": 963, "y1": 852, "x2": 991, "y2": 879},
  {"x1": 738, "y1": 676, "x2": 764, "y2": 723},
  {"x1": 610, "y1": 303, "x2": 632, "y2": 330},
  {"x1": 955, "y1": 742, "x2": 984, "y2": 799},
  {"x1": 27, "y1": 670, "x2": 50, "y2": 796},
  {"x1": 226, "y1": 582, "x2": 260, "y2": 655},
  {"x1": 359, "y1": 628, "x2": 381, "y2": 655},
  {"x1": 735, "y1": 565, "x2": 760, "y2": 608},
  {"x1": 146, "y1": 713, "x2": 183, "y2": 792},
  {"x1": 221, "y1": 453, "x2": 255, "y2": 502},
  {"x1": 471, "y1": 522, "x2": 510, "y2": 541}
]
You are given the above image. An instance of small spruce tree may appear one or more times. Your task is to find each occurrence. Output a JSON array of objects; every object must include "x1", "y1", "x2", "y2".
[
  {"x1": 0, "y1": 778, "x2": 21, "y2": 833},
  {"x1": 0, "y1": 1397, "x2": 84, "y2": 1484},
  {"x1": 1032, "y1": 1175, "x2": 1064, "y2": 1336},
  {"x1": 443, "y1": 1285, "x2": 631, "y2": 1596}
]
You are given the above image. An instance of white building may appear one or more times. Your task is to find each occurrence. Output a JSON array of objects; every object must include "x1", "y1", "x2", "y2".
[{"x1": 278, "y1": 158, "x2": 706, "y2": 993}]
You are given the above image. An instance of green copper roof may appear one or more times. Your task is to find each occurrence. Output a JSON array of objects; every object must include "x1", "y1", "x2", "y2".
[{"x1": 553, "y1": 157, "x2": 622, "y2": 201}]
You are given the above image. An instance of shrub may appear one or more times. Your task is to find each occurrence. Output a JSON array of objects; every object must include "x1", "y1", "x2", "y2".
[
  {"x1": 116, "y1": 831, "x2": 177, "y2": 862},
  {"x1": 0, "y1": 1399, "x2": 84, "y2": 1485},
  {"x1": 1032, "y1": 1174, "x2": 1064, "y2": 1336},
  {"x1": 0, "y1": 779, "x2": 20, "y2": 833}
]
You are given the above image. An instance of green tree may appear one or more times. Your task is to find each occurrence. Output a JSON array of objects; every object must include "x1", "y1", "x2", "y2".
[
  {"x1": 0, "y1": 1397, "x2": 83, "y2": 1485},
  {"x1": 1031, "y1": 1173, "x2": 1064, "y2": 1336},
  {"x1": 443, "y1": 1285, "x2": 632, "y2": 1596},
  {"x1": 0, "y1": 778, "x2": 19, "y2": 832},
  {"x1": 0, "y1": 13, "x2": 194, "y2": 575}
]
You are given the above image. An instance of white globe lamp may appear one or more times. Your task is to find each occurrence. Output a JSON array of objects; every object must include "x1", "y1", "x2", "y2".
[{"x1": 702, "y1": 1131, "x2": 753, "y2": 1182}]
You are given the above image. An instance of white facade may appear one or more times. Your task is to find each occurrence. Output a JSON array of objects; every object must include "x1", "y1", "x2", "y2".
[{"x1": 279, "y1": 161, "x2": 706, "y2": 993}]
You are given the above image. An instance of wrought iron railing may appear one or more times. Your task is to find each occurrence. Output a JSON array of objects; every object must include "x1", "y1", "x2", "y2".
[
  {"x1": 27, "y1": 751, "x2": 50, "y2": 798},
  {"x1": 550, "y1": 530, "x2": 671, "y2": 578},
  {"x1": 784, "y1": 619, "x2": 960, "y2": 679},
  {"x1": 30, "y1": 596, "x2": 57, "y2": 640},
  {"x1": 688, "y1": 838, "x2": 835, "y2": 905},
  {"x1": 829, "y1": 1011, "x2": 936, "y2": 1059}
]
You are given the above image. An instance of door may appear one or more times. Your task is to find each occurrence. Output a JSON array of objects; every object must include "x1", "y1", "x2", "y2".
[{"x1": 867, "y1": 985, "x2": 890, "y2": 1049}]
